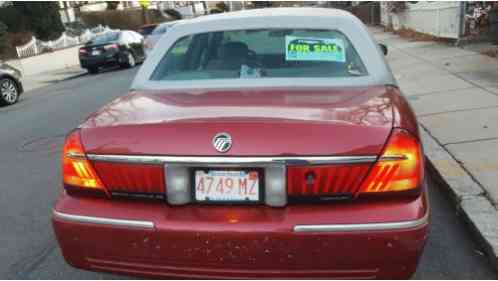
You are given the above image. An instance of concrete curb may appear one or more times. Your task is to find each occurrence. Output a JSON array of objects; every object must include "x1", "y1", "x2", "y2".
[
  {"x1": 421, "y1": 125, "x2": 498, "y2": 271},
  {"x1": 22, "y1": 67, "x2": 87, "y2": 93}
]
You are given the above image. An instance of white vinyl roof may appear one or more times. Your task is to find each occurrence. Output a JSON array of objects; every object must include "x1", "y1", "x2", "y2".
[
  {"x1": 179, "y1": 7, "x2": 356, "y2": 24},
  {"x1": 132, "y1": 7, "x2": 396, "y2": 90}
]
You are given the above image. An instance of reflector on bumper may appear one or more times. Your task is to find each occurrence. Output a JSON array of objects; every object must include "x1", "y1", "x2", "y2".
[{"x1": 165, "y1": 164, "x2": 191, "y2": 205}]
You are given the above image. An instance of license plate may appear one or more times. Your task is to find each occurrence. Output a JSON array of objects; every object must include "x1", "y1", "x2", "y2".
[
  {"x1": 194, "y1": 170, "x2": 260, "y2": 202},
  {"x1": 91, "y1": 50, "x2": 101, "y2": 56}
]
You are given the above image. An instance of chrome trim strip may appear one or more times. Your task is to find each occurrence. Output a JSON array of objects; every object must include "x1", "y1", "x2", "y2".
[
  {"x1": 379, "y1": 155, "x2": 408, "y2": 161},
  {"x1": 53, "y1": 210, "x2": 154, "y2": 229},
  {"x1": 86, "y1": 154, "x2": 377, "y2": 166},
  {"x1": 66, "y1": 151, "x2": 86, "y2": 160},
  {"x1": 293, "y1": 210, "x2": 429, "y2": 233}
]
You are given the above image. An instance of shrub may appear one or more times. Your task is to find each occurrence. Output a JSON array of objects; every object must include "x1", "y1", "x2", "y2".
[
  {"x1": 106, "y1": 1, "x2": 119, "y2": 10},
  {"x1": 209, "y1": 8, "x2": 222, "y2": 14},
  {"x1": 81, "y1": 9, "x2": 169, "y2": 30},
  {"x1": 215, "y1": 2, "x2": 229, "y2": 12},
  {"x1": 163, "y1": 9, "x2": 182, "y2": 20},
  {"x1": 0, "y1": 31, "x2": 32, "y2": 60}
]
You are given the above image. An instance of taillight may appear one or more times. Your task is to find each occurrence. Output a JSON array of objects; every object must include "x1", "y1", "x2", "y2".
[
  {"x1": 286, "y1": 129, "x2": 423, "y2": 199},
  {"x1": 287, "y1": 164, "x2": 371, "y2": 197},
  {"x1": 359, "y1": 128, "x2": 423, "y2": 194},
  {"x1": 93, "y1": 161, "x2": 165, "y2": 194},
  {"x1": 79, "y1": 48, "x2": 87, "y2": 55},
  {"x1": 104, "y1": 43, "x2": 118, "y2": 51},
  {"x1": 62, "y1": 130, "x2": 108, "y2": 196}
]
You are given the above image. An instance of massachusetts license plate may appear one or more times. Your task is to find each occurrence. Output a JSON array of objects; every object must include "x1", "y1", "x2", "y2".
[
  {"x1": 194, "y1": 170, "x2": 260, "y2": 202},
  {"x1": 91, "y1": 50, "x2": 101, "y2": 56}
]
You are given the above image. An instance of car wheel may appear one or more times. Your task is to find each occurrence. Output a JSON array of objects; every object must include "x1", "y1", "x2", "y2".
[
  {"x1": 0, "y1": 78, "x2": 19, "y2": 106},
  {"x1": 88, "y1": 67, "x2": 99, "y2": 74},
  {"x1": 126, "y1": 52, "x2": 136, "y2": 68}
]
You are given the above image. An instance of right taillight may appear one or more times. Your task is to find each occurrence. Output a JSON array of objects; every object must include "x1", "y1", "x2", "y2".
[
  {"x1": 359, "y1": 128, "x2": 424, "y2": 194},
  {"x1": 287, "y1": 164, "x2": 371, "y2": 197}
]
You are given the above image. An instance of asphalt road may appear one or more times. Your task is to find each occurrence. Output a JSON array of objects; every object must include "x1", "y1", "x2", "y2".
[{"x1": 0, "y1": 66, "x2": 496, "y2": 279}]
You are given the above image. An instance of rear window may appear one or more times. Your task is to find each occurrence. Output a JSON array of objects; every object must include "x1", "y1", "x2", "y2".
[
  {"x1": 91, "y1": 32, "x2": 120, "y2": 45},
  {"x1": 150, "y1": 29, "x2": 367, "y2": 81}
]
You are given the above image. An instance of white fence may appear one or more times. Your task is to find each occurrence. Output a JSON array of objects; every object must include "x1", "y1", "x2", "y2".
[
  {"x1": 380, "y1": 2, "x2": 462, "y2": 39},
  {"x1": 16, "y1": 25, "x2": 113, "y2": 58}
]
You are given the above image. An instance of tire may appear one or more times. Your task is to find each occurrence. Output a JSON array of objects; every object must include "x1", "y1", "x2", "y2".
[
  {"x1": 124, "y1": 52, "x2": 136, "y2": 68},
  {"x1": 87, "y1": 67, "x2": 99, "y2": 74},
  {"x1": 0, "y1": 77, "x2": 19, "y2": 106}
]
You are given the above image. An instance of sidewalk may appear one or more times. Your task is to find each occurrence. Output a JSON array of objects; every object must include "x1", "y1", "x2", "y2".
[
  {"x1": 370, "y1": 27, "x2": 498, "y2": 269},
  {"x1": 22, "y1": 65, "x2": 86, "y2": 92}
]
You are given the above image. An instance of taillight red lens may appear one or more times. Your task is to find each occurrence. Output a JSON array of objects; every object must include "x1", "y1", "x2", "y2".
[
  {"x1": 92, "y1": 161, "x2": 165, "y2": 194},
  {"x1": 62, "y1": 130, "x2": 106, "y2": 192},
  {"x1": 104, "y1": 43, "x2": 118, "y2": 50},
  {"x1": 79, "y1": 48, "x2": 87, "y2": 54},
  {"x1": 359, "y1": 128, "x2": 423, "y2": 194},
  {"x1": 287, "y1": 164, "x2": 371, "y2": 196}
]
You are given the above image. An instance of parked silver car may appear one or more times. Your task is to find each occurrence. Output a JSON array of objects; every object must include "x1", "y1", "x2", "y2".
[{"x1": 0, "y1": 62, "x2": 23, "y2": 106}]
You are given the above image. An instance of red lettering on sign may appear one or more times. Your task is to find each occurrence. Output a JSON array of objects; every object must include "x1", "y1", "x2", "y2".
[
  {"x1": 239, "y1": 178, "x2": 248, "y2": 195},
  {"x1": 215, "y1": 178, "x2": 224, "y2": 194},
  {"x1": 225, "y1": 178, "x2": 234, "y2": 193},
  {"x1": 196, "y1": 177, "x2": 205, "y2": 193},
  {"x1": 249, "y1": 179, "x2": 257, "y2": 195},
  {"x1": 206, "y1": 176, "x2": 213, "y2": 193}
]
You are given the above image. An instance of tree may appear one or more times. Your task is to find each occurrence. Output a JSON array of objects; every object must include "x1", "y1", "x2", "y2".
[
  {"x1": 163, "y1": 9, "x2": 182, "y2": 20},
  {"x1": 106, "y1": 1, "x2": 119, "y2": 10},
  {"x1": 0, "y1": 21, "x2": 7, "y2": 56},
  {"x1": 215, "y1": 2, "x2": 229, "y2": 12},
  {"x1": 253, "y1": 1, "x2": 272, "y2": 9},
  {"x1": 12, "y1": 2, "x2": 65, "y2": 40}
]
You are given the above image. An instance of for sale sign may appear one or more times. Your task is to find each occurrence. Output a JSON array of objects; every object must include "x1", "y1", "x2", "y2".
[{"x1": 285, "y1": 36, "x2": 346, "y2": 62}]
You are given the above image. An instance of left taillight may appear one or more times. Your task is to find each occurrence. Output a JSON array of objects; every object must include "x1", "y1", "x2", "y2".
[
  {"x1": 103, "y1": 43, "x2": 118, "y2": 51},
  {"x1": 79, "y1": 48, "x2": 87, "y2": 55},
  {"x1": 62, "y1": 130, "x2": 108, "y2": 196}
]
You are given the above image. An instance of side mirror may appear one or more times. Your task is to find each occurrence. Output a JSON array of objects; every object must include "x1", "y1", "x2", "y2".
[{"x1": 379, "y1": 43, "x2": 388, "y2": 56}]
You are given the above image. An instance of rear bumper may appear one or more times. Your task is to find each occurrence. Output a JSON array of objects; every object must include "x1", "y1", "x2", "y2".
[
  {"x1": 79, "y1": 54, "x2": 120, "y2": 68},
  {"x1": 52, "y1": 191, "x2": 429, "y2": 279}
]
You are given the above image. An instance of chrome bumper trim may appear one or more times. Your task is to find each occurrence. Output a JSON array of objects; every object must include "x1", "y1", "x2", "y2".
[
  {"x1": 293, "y1": 209, "x2": 429, "y2": 233},
  {"x1": 53, "y1": 210, "x2": 154, "y2": 229},
  {"x1": 85, "y1": 154, "x2": 377, "y2": 166}
]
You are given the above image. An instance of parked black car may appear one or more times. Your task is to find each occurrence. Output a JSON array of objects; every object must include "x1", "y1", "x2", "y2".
[
  {"x1": 0, "y1": 62, "x2": 23, "y2": 106},
  {"x1": 79, "y1": 30, "x2": 146, "y2": 74}
]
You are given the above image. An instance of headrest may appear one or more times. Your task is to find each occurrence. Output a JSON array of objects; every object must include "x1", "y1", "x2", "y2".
[{"x1": 218, "y1": 42, "x2": 249, "y2": 60}]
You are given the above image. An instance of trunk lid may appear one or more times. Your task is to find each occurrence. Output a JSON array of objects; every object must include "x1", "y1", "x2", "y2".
[
  {"x1": 80, "y1": 86, "x2": 396, "y2": 156},
  {"x1": 80, "y1": 42, "x2": 118, "y2": 56}
]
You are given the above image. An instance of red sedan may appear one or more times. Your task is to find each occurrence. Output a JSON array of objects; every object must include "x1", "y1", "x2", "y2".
[{"x1": 52, "y1": 8, "x2": 429, "y2": 279}]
